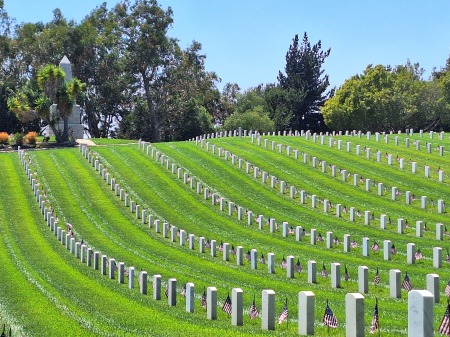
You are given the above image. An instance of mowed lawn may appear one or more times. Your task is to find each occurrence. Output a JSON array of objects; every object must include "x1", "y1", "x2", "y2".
[{"x1": 0, "y1": 132, "x2": 449, "y2": 336}]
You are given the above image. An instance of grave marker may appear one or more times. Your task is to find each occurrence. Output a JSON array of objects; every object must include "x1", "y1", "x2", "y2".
[{"x1": 408, "y1": 290, "x2": 434, "y2": 337}]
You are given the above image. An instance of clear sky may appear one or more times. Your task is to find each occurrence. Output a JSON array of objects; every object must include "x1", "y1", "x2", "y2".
[{"x1": 4, "y1": 0, "x2": 450, "y2": 92}]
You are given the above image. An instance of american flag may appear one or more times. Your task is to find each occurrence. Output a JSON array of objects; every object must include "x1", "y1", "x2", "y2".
[
  {"x1": 245, "y1": 250, "x2": 251, "y2": 261},
  {"x1": 201, "y1": 289, "x2": 207, "y2": 309},
  {"x1": 439, "y1": 302, "x2": 450, "y2": 335},
  {"x1": 318, "y1": 233, "x2": 324, "y2": 242},
  {"x1": 321, "y1": 263, "x2": 328, "y2": 277},
  {"x1": 344, "y1": 265, "x2": 350, "y2": 281},
  {"x1": 165, "y1": 287, "x2": 169, "y2": 298},
  {"x1": 415, "y1": 249, "x2": 423, "y2": 260},
  {"x1": 249, "y1": 296, "x2": 259, "y2": 319},
  {"x1": 391, "y1": 244, "x2": 397, "y2": 255},
  {"x1": 260, "y1": 254, "x2": 266, "y2": 264},
  {"x1": 372, "y1": 241, "x2": 379, "y2": 252},
  {"x1": 181, "y1": 284, "x2": 186, "y2": 297},
  {"x1": 230, "y1": 245, "x2": 236, "y2": 256},
  {"x1": 278, "y1": 299, "x2": 288, "y2": 324},
  {"x1": 281, "y1": 257, "x2": 287, "y2": 269},
  {"x1": 323, "y1": 301, "x2": 338, "y2": 328},
  {"x1": 295, "y1": 259, "x2": 302, "y2": 273},
  {"x1": 218, "y1": 241, "x2": 223, "y2": 252},
  {"x1": 402, "y1": 273, "x2": 413, "y2": 291},
  {"x1": 447, "y1": 249, "x2": 450, "y2": 263},
  {"x1": 333, "y1": 237, "x2": 339, "y2": 245},
  {"x1": 205, "y1": 240, "x2": 211, "y2": 248},
  {"x1": 351, "y1": 240, "x2": 358, "y2": 249},
  {"x1": 222, "y1": 294, "x2": 232, "y2": 315},
  {"x1": 374, "y1": 268, "x2": 380, "y2": 285},
  {"x1": 370, "y1": 299, "x2": 379, "y2": 334},
  {"x1": 289, "y1": 226, "x2": 295, "y2": 235},
  {"x1": 445, "y1": 281, "x2": 450, "y2": 297}
]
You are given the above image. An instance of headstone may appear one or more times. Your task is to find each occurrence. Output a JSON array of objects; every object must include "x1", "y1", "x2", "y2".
[
  {"x1": 139, "y1": 271, "x2": 147, "y2": 295},
  {"x1": 268, "y1": 253, "x2": 275, "y2": 274},
  {"x1": 384, "y1": 240, "x2": 392, "y2": 261},
  {"x1": 128, "y1": 267, "x2": 135, "y2": 289},
  {"x1": 343, "y1": 234, "x2": 350, "y2": 252},
  {"x1": 380, "y1": 214, "x2": 387, "y2": 230},
  {"x1": 331, "y1": 263, "x2": 340, "y2": 288},
  {"x1": 186, "y1": 282, "x2": 194, "y2": 313},
  {"x1": 407, "y1": 243, "x2": 416, "y2": 264},
  {"x1": 118, "y1": 262, "x2": 125, "y2": 284},
  {"x1": 408, "y1": 290, "x2": 434, "y2": 337},
  {"x1": 236, "y1": 246, "x2": 243, "y2": 265},
  {"x1": 390, "y1": 269, "x2": 401, "y2": 298},
  {"x1": 199, "y1": 236, "x2": 205, "y2": 253},
  {"x1": 108, "y1": 258, "x2": 115, "y2": 279},
  {"x1": 189, "y1": 234, "x2": 195, "y2": 250},
  {"x1": 310, "y1": 229, "x2": 316, "y2": 245},
  {"x1": 398, "y1": 218, "x2": 404, "y2": 234},
  {"x1": 231, "y1": 288, "x2": 243, "y2": 326},
  {"x1": 436, "y1": 223, "x2": 444, "y2": 241},
  {"x1": 438, "y1": 199, "x2": 445, "y2": 214},
  {"x1": 93, "y1": 251, "x2": 99, "y2": 270},
  {"x1": 308, "y1": 260, "x2": 316, "y2": 284},
  {"x1": 261, "y1": 290, "x2": 275, "y2": 331},
  {"x1": 153, "y1": 274, "x2": 161, "y2": 300},
  {"x1": 358, "y1": 266, "x2": 368, "y2": 293},
  {"x1": 298, "y1": 291, "x2": 315, "y2": 335},
  {"x1": 207, "y1": 287, "x2": 217, "y2": 320},
  {"x1": 286, "y1": 255, "x2": 295, "y2": 278},
  {"x1": 251, "y1": 249, "x2": 258, "y2": 269},
  {"x1": 326, "y1": 231, "x2": 333, "y2": 249},
  {"x1": 416, "y1": 221, "x2": 423, "y2": 237},
  {"x1": 426, "y1": 274, "x2": 440, "y2": 303},
  {"x1": 168, "y1": 278, "x2": 177, "y2": 307},
  {"x1": 210, "y1": 239, "x2": 216, "y2": 257},
  {"x1": 362, "y1": 237, "x2": 369, "y2": 256},
  {"x1": 345, "y1": 293, "x2": 365, "y2": 337},
  {"x1": 433, "y1": 247, "x2": 442, "y2": 268}
]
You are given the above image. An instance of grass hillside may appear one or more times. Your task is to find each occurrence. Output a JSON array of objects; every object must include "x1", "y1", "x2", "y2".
[{"x1": 0, "y1": 131, "x2": 449, "y2": 336}]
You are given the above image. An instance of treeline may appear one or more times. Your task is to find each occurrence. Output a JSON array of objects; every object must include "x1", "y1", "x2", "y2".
[
  {"x1": 1, "y1": 0, "x2": 448, "y2": 141},
  {"x1": 0, "y1": 0, "x2": 332, "y2": 141},
  {"x1": 323, "y1": 60, "x2": 450, "y2": 132}
]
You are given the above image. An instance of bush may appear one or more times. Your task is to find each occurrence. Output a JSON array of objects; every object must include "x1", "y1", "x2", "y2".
[
  {"x1": 10, "y1": 133, "x2": 23, "y2": 146},
  {"x1": 0, "y1": 132, "x2": 9, "y2": 144},
  {"x1": 25, "y1": 131, "x2": 38, "y2": 145}
]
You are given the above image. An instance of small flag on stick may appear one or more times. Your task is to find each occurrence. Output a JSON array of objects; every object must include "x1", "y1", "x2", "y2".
[
  {"x1": 222, "y1": 293, "x2": 232, "y2": 315},
  {"x1": 249, "y1": 295, "x2": 259, "y2": 319},
  {"x1": 323, "y1": 301, "x2": 338, "y2": 328},
  {"x1": 278, "y1": 298, "x2": 288, "y2": 324},
  {"x1": 370, "y1": 298, "x2": 379, "y2": 334},
  {"x1": 402, "y1": 272, "x2": 413, "y2": 291}
]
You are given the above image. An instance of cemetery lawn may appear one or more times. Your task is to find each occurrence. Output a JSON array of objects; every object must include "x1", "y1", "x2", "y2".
[{"x1": 1, "y1": 133, "x2": 449, "y2": 336}]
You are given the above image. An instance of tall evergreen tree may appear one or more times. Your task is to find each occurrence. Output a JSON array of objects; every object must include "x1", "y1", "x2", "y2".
[{"x1": 277, "y1": 32, "x2": 332, "y2": 131}]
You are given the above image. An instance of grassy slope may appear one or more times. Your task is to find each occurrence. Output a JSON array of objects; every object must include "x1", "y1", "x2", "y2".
[{"x1": 0, "y1": 133, "x2": 449, "y2": 336}]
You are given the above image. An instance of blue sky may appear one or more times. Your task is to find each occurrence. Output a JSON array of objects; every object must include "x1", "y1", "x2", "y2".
[{"x1": 5, "y1": 0, "x2": 450, "y2": 92}]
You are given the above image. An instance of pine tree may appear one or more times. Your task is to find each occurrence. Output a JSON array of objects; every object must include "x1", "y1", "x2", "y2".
[{"x1": 277, "y1": 32, "x2": 332, "y2": 131}]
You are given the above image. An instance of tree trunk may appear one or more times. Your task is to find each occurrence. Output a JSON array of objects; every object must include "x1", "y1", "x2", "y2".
[{"x1": 142, "y1": 71, "x2": 160, "y2": 142}]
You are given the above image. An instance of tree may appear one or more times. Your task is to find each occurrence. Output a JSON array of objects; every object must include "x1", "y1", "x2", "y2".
[
  {"x1": 277, "y1": 32, "x2": 332, "y2": 130},
  {"x1": 114, "y1": 0, "x2": 176, "y2": 142},
  {"x1": 8, "y1": 64, "x2": 85, "y2": 142},
  {"x1": 322, "y1": 62, "x2": 448, "y2": 131}
]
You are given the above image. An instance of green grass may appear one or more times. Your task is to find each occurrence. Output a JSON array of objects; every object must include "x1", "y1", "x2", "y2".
[{"x1": 0, "y1": 133, "x2": 449, "y2": 336}]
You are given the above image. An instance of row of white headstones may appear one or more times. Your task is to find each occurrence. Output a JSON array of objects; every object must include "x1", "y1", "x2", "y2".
[
  {"x1": 18, "y1": 144, "x2": 445, "y2": 336},
  {"x1": 137, "y1": 138, "x2": 450, "y2": 272},
  {"x1": 189, "y1": 136, "x2": 447, "y2": 261}
]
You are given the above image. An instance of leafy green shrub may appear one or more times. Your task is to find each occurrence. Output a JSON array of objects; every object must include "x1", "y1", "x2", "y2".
[
  {"x1": 25, "y1": 131, "x2": 38, "y2": 145},
  {"x1": 0, "y1": 132, "x2": 9, "y2": 144},
  {"x1": 10, "y1": 133, "x2": 23, "y2": 146}
]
